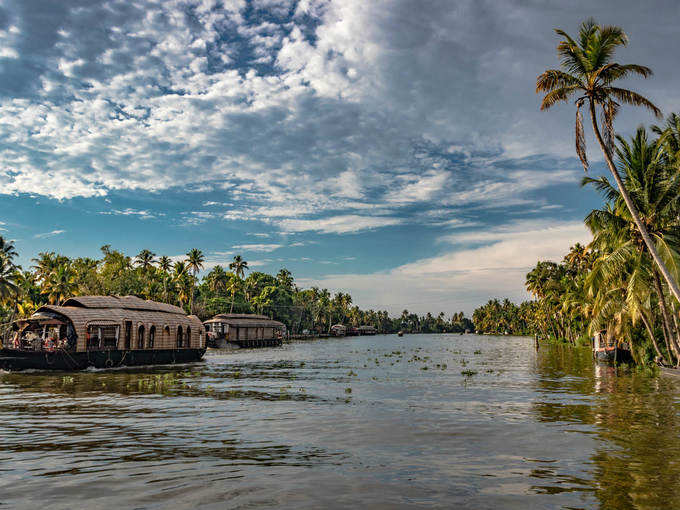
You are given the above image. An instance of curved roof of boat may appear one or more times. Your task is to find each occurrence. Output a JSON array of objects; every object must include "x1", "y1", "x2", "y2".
[
  {"x1": 211, "y1": 313, "x2": 270, "y2": 320},
  {"x1": 32, "y1": 303, "x2": 203, "y2": 331},
  {"x1": 61, "y1": 295, "x2": 184, "y2": 315},
  {"x1": 204, "y1": 313, "x2": 284, "y2": 327}
]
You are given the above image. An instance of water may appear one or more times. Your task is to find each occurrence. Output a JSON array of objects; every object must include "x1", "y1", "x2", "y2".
[{"x1": 1, "y1": 334, "x2": 679, "y2": 509}]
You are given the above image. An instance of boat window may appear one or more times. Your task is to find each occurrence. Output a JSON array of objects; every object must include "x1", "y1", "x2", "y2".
[
  {"x1": 124, "y1": 321, "x2": 132, "y2": 350},
  {"x1": 87, "y1": 325, "x2": 101, "y2": 350},
  {"x1": 177, "y1": 326, "x2": 183, "y2": 348},
  {"x1": 138, "y1": 325, "x2": 145, "y2": 349},
  {"x1": 186, "y1": 327, "x2": 191, "y2": 348},
  {"x1": 149, "y1": 326, "x2": 155, "y2": 349},
  {"x1": 101, "y1": 326, "x2": 119, "y2": 350}
]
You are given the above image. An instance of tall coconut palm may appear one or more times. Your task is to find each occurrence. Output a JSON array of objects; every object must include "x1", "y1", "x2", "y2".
[
  {"x1": 157, "y1": 255, "x2": 172, "y2": 302},
  {"x1": 228, "y1": 255, "x2": 249, "y2": 313},
  {"x1": 653, "y1": 113, "x2": 680, "y2": 168},
  {"x1": 42, "y1": 265, "x2": 77, "y2": 305},
  {"x1": 584, "y1": 127, "x2": 680, "y2": 362},
  {"x1": 158, "y1": 256, "x2": 172, "y2": 273},
  {"x1": 135, "y1": 249, "x2": 156, "y2": 271},
  {"x1": 185, "y1": 248, "x2": 205, "y2": 314},
  {"x1": 536, "y1": 19, "x2": 680, "y2": 303},
  {"x1": 32, "y1": 252, "x2": 59, "y2": 284},
  {"x1": 205, "y1": 265, "x2": 229, "y2": 296},
  {"x1": 0, "y1": 257, "x2": 19, "y2": 305},
  {"x1": 0, "y1": 236, "x2": 18, "y2": 262}
]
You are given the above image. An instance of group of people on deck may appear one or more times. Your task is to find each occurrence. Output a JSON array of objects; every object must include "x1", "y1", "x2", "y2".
[{"x1": 11, "y1": 325, "x2": 68, "y2": 352}]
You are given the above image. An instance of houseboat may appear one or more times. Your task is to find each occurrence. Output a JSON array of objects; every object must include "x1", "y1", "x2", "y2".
[
  {"x1": 203, "y1": 313, "x2": 284, "y2": 348},
  {"x1": 330, "y1": 324, "x2": 346, "y2": 337},
  {"x1": 346, "y1": 326, "x2": 360, "y2": 336},
  {"x1": 592, "y1": 331, "x2": 632, "y2": 363},
  {"x1": 358, "y1": 325, "x2": 377, "y2": 335},
  {"x1": 0, "y1": 296, "x2": 206, "y2": 371}
]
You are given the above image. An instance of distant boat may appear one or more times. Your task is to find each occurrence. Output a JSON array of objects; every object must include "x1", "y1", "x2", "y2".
[
  {"x1": 330, "y1": 324, "x2": 347, "y2": 337},
  {"x1": 592, "y1": 331, "x2": 632, "y2": 364},
  {"x1": 358, "y1": 325, "x2": 377, "y2": 336},
  {"x1": 397, "y1": 330, "x2": 404, "y2": 337},
  {"x1": 203, "y1": 313, "x2": 284, "y2": 349}
]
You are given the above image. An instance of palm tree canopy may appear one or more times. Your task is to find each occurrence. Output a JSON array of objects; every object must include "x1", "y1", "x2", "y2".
[
  {"x1": 536, "y1": 18, "x2": 661, "y2": 170},
  {"x1": 229, "y1": 255, "x2": 249, "y2": 279},
  {"x1": 0, "y1": 235, "x2": 18, "y2": 262},
  {"x1": 157, "y1": 256, "x2": 172, "y2": 273},
  {"x1": 135, "y1": 249, "x2": 156, "y2": 269},
  {"x1": 186, "y1": 248, "x2": 205, "y2": 275}
]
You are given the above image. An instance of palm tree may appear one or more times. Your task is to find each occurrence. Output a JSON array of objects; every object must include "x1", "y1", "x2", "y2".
[
  {"x1": 32, "y1": 252, "x2": 58, "y2": 284},
  {"x1": 0, "y1": 236, "x2": 17, "y2": 262},
  {"x1": 157, "y1": 255, "x2": 172, "y2": 302},
  {"x1": 0, "y1": 257, "x2": 18, "y2": 305},
  {"x1": 584, "y1": 127, "x2": 680, "y2": 362},
  {"x1": 205, "y1": 265, "x2": 229, "y2": 295},
  {"x1": 172, "y1": 261, "x2": 188, "y2": 308},
  {"x1": 536, "y1": 19, "x2": 680, "y2": 303},
  {"x1": 158, "y1": 256, "x2": 172, "y2": 273},
  {"x1": 653, "y1": 113, "x2": 680, "y2": 168},
  {"x1": 135, "y1": 249, "x2": 156, "y2": 271},
  {"x1": 228, "y1": 255, "x2": 249, "y2": 313},
  {"x1": 42, "y1": 265, "x2": 77, "y2": 304},
  {"x1": 185, "y1": 248, "x2": 205, "y2": 314}
]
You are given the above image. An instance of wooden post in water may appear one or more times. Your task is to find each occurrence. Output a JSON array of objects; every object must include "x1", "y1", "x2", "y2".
[{"x1": 534, "y1": 334, "x2": 539, "y2": 351}]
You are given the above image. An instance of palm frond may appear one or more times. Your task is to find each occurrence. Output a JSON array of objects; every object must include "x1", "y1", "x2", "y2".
[
  {"x1": 597, "y1": 63, "x2": 653, "y2": 84},
  {"x1": 606, "y1": 87, "x2": 662, "y2": 118},
  {"x1": 575, "y1": 100, "x2": 588, "y2": 171},
  {"x1": 600, "y1": 100, "x2": 618, "y2": 155},
  {"x1": 536, "y1": 69, "x2": 583, "y2": 93},
  {"x1": 581, "y1": 175, "x2": 620, "y2": 203},
  {"x1": 539, "y1": 85, "x2": 579, "y2": 110}
]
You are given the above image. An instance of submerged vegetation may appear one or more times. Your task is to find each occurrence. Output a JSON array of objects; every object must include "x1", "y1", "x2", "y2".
[
  {"x1": 0, "y1": 240, "x2": 474, "y2": 338},
  {"x1": 473, "y1": 20, "x2": 680, "y2": 366}
]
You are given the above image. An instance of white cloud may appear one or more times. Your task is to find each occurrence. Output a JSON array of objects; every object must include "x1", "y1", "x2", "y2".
[
  {"x1": 99, "y1": 208, "x2": 158, "y2": 219},
  {"x1": 232, "y1": 243, "x2": 283, "y2": 252},
  {"x1": 34, "y1": 229, "x2": 65, "y2": 239},
  {"x1": 386, "y1": 170, "x2": 450, "y2": 204},
  {"x1": 278, "y1": 214, "x2": 402, "y2": 234},
  {"x1": 301, "y1": 219, "x2": 590, "y2": 314}
]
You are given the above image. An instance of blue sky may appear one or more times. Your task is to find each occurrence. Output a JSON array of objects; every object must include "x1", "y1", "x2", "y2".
[{"x1": 1, "y1": 0, "x2": 679, "y2": 314}]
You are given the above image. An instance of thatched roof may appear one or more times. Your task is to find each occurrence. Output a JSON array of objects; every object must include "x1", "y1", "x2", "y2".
[
  {"x1": 36, "y1": 304, "x2": 201, "y2": 330},
  {"x1": 205, "y1": 313, "x2": 284, "y2": 328},
  {"x1": 212, "y1": 313, "x2": 271, "y2": 320},
  {"x1": 61, "y1": 295, "x2": 184, "y2": 315}
]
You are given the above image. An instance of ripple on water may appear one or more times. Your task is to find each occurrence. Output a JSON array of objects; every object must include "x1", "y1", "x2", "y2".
[{"x1": 1, "y1": 334, "x2": 680, "y2": 509}]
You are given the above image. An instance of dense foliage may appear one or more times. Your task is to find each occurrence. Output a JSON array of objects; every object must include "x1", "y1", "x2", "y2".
[
  {"x1": 474, "y1": 114, "x2": 680, "y2": 366},
  {"x1": 0, "y1": 242, "x2": 473, "y2": 338}
]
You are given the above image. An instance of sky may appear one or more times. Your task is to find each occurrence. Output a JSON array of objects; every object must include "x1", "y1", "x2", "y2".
[{"x1": 0, "y1": 0, "x2": 679, "y2": 315}]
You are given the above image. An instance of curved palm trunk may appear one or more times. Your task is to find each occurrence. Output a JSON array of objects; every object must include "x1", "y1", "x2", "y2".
[
  {"x1": 652, "y1": 268, "x2": 680, "y2": 365},
  {"x1": 640, "y1": 309, "x2": 668, "y2": 365},
  {"x1": 589, "y1": 101, "x2": 680, "y2": 306}
]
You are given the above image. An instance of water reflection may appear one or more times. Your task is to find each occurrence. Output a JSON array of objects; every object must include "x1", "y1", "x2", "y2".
[
  {"x1": 1, "y1": 336, "x2": 679, "y2": 508},
  {"x1": 533, "y1": 344, "x2": 680, "y2": 509}
]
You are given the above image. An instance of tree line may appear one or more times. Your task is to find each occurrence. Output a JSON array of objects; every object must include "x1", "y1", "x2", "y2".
[
  {"x1": 0, "y1": 241, "x2": 473, "y2": 336},
  {"x1": 471, "y1": 19, "x2": 680, "y2": 366}
]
